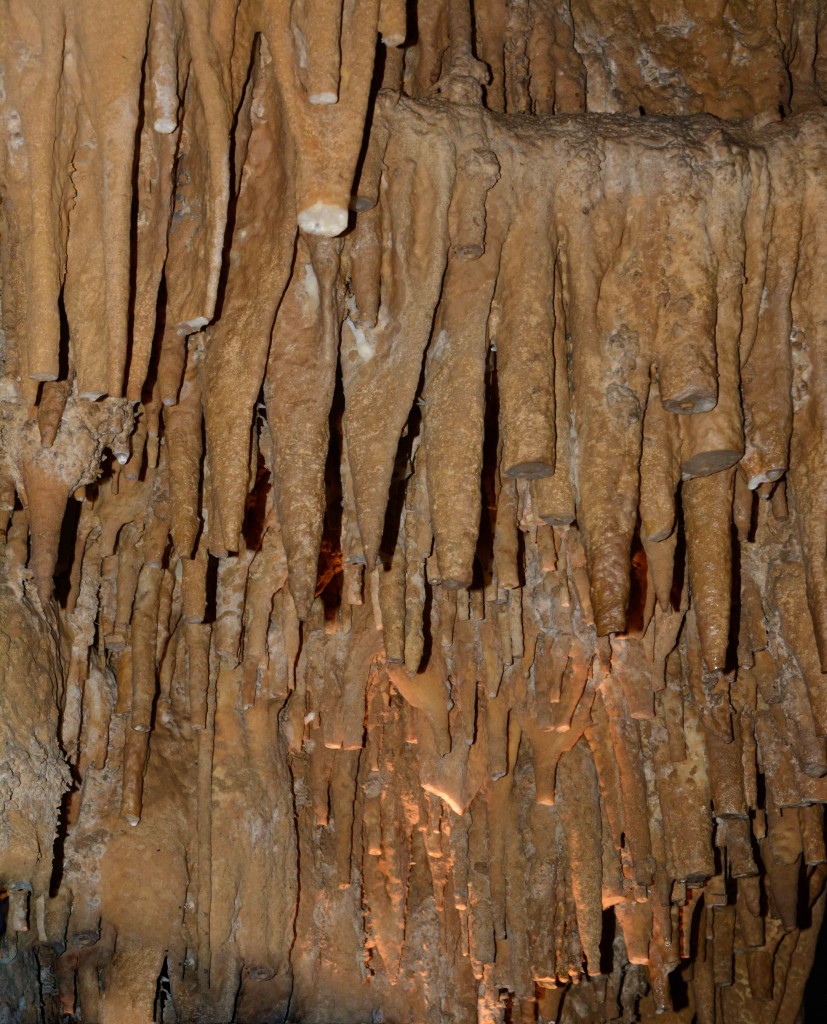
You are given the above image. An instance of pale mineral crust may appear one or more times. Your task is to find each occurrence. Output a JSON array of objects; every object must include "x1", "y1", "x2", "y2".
[{"x1": 1, "y1": 3, "x2": 827, "y2": 1024}]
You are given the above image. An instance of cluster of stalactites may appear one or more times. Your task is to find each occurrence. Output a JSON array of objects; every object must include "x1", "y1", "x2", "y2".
[
  {"x1": 336, "y1": 98, "x2": 827, "y2": 680},
  {"x1": 1, "y1": 4, "x2": 827, "y2": 1023},
  {"x1": 0, "y1": 0, "x2": 401, "y2": 397},
  {"x1": 1, "y1": 95, "x2": 825, "y2": 1023}
]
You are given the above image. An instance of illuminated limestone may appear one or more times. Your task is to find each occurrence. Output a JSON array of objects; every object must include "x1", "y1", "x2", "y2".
[{"x1": 1, "y1": 4, "x2": 826, "y2": 1023}]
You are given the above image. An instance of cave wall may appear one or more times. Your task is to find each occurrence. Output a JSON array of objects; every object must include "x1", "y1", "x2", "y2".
[{"x1": 1, "y1": 2, "x2": 827, "y2": 1022}]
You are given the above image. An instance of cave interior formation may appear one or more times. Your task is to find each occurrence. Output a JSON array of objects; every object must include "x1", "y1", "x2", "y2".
[{"x1": 2, "y1": 2, "x2": 827, "y2": 1022}]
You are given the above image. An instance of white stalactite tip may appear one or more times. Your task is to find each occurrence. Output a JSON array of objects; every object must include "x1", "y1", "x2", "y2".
[
  {"x1": 177, "y1": 316, "x2": 209, "y2": 333},
  {"x1": 748, "y1": 468, "x2": 784, "y2": 490},
  {"x1": 308, "y1": 91, "x2": 338, "y2": 105},
  {"x1": 298, "y1": 202, "x2": 349, "y2": 237},
  {"x1": 153, "y1": 117, "x2": 178, "y2": 134}
]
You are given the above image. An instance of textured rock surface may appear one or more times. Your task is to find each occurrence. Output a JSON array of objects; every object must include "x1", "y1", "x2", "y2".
[{"x1": 1, "y1": 2, "x2": 826, "y2": 1023}]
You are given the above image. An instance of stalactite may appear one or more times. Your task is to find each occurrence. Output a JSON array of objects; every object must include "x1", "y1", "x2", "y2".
[
  {"x1": 493, "y1": 173, "x2": 555, "y2": 479},
  {"x1": 683, "y1": 468, "x2": 735, "y2": 673},
  {"x1": 341, "y1": 98, "x2": 455, "y2": 570},
  {"x1": 265, "y1": 233, "x2": 341, "y2": 618},
  {"x1": 562, "y1": 131, "x2": 653, "y2": 635},
  {"x1": 127, "y1": 7, "x2": 179, "y2": 401},
  {"x1": 0, "y1": 0, "x2": 68, "y2": 385},
  {"x1": 201, "y1": 37, "x2": 296, "y2": 555},
  {"x1": 788, "y1": 121, "x2": 827, "y2": 674},
  {"x1": 165, "y1": 344, "x2": 203, "y2": 559},
  {"x1": 263, "y1": 0, "x2": 380, "y2": 235},
  {"x1": 425, "y1": 236, "x2": 499, "y2": 585}
]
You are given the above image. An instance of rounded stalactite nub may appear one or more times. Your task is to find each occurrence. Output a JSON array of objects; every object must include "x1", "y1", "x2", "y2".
[{"x1": 297, "y1": 202, "x2": 349, "y2": 236}]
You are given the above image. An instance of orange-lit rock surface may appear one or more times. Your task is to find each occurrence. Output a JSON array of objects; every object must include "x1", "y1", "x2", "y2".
[{"x1": 1, "y1": 2, "x2": 826, "y2": 1022}]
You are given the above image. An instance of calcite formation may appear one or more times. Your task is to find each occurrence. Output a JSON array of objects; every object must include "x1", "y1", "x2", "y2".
[{"x1": 1, "y1": 2, "x2": 826, "y2": 1023}]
